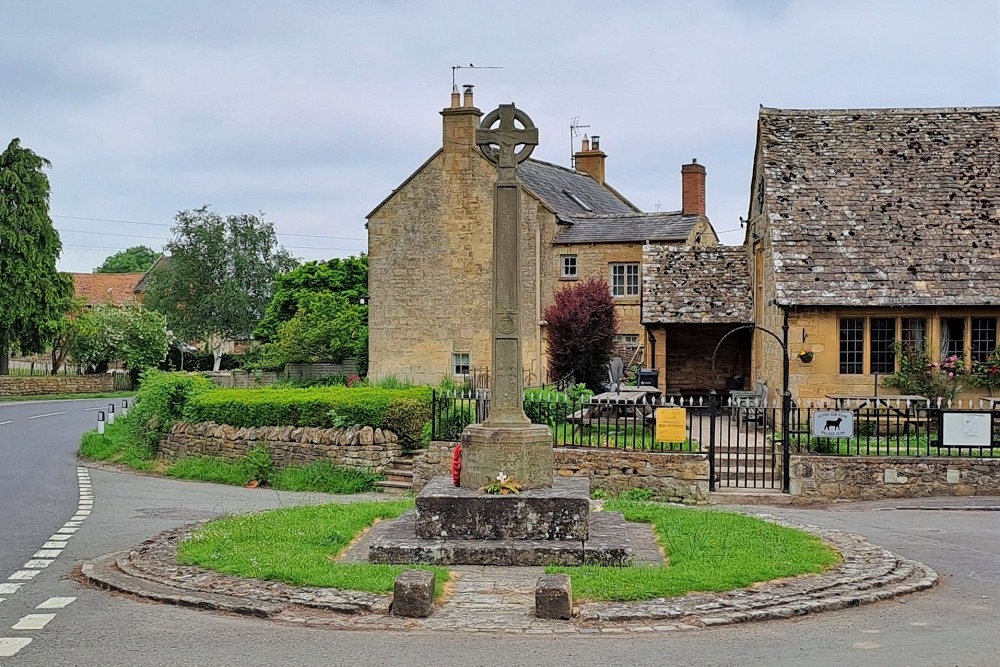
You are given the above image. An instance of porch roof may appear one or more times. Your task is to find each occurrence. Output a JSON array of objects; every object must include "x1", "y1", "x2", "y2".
[{"x1": 642, "y1": 244, "x2": 752, "y2": 324}]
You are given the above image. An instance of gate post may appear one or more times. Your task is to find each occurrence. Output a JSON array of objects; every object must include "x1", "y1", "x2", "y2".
[
  {"x1": 782, "y1": 390, "x2": 792, "y2": 493},
  {"x1": 708, "y1": 389, "x2": 717, "y2": 492}
]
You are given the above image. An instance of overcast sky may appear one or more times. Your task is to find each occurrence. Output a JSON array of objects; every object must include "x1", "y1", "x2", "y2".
[{"x1": 2, "y1": 0, "x2": 998, "y2": 273}]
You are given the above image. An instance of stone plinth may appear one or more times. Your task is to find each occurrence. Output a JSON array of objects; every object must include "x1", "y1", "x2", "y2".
[
  {"x1": 459, "y1": 423, "x2": 554, "y2": 490},
  {"x1": 416, "y1": 476, "x2": 589, "y2": 540},
  {"x1": 391, "y1": 569, "x2": 435, "y2": 618}
]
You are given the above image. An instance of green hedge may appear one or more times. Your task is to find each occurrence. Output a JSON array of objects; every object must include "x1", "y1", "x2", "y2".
[
  {"x1": 183, "y1": 386, "x2": 432, "y2": 445},
  {"x1": 125, "y1": 370, "x2": 216, "y2": 453}
]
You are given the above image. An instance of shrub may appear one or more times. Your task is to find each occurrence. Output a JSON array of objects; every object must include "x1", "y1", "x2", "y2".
[
  {"x1": 543, "y1": 277, "x2": 618, "y2": 391},
  {"x1": 123, "y1": 370, "x2": 216, "y2": 453},
  {"x1": 523, "y1": 386, "x2": 593, "y2": 427}
]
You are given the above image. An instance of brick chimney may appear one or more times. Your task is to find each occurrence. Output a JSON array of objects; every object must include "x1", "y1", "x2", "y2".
[
  {"x1": 574, "y1": 135, "x2": 607, "y2": 184},
  {"x1": 441, "y1": 85, "x2": 482, "y2": 154},
  {"x1": 681, "y1": 159, "x2": 706, "y2": 217}
]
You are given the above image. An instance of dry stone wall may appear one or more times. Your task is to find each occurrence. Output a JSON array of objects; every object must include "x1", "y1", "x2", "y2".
[
  {"x1": 790, "y1": 454, "x2": 1000, "y2": 500},
  {"x1": 0, "y1": 375, "x2": 115, "y2": 396},
  {"x1": 415, "y1": 441, "x2": 710, "y2": 503},
  {"x1": 160, "y1": 421, "x2": 403, "y2": 472}
]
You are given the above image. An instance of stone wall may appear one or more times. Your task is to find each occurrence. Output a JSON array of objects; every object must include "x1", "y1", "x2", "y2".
[
  {"x1": 415, "y1": 441, "x2": 710, "y2": 503},
  {"x1": 0, "y1": 375, "x2": 115, "y2": 397},
  {"x1": 160, "y1": 422, "x2": 403, "y2": 472},
  {"x1": 790, "y1": 454, "x2": 1000, "y2": 500}
]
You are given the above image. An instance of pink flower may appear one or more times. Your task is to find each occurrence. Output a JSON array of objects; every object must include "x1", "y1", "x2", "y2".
[{"x1": 948, "y1": 372, "x2": 955, "y2": 379}]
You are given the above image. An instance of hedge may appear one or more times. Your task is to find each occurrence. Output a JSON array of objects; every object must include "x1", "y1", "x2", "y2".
[
  {"x1": 183, "y1": 386, "x2": 433, "y2": 445},
  {"x1": 125, "y1": 370, "x2": 217, "y2": 453}
]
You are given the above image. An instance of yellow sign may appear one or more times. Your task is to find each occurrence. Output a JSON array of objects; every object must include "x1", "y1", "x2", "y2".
[{"x1": 655, "y1": 407, "x2": 687, "y2": 443}]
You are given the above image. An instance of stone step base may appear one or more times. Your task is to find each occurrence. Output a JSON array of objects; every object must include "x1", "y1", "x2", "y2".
[
  {"x1": 376, "y1": 480, "x2": 413, "y2": 495},
  {"x1": 708, "y1": 488, "x2": 793, "y2": 505},
  {"x1": 368, "y1": 511, "x2": 632, "y2": 566},
  {"x1": 384, "y1": 469, "x2": 414, "y2": 483}
]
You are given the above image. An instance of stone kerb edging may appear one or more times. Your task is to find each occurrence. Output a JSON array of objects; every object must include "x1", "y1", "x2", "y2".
[{"x1": 80, "y1": 511, "x2": 937, "y2": 633}]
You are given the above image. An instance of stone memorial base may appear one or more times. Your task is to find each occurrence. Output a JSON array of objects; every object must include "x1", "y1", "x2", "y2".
[{"x1": 459, "y1": 423, "x2": 554, "y2": 490}]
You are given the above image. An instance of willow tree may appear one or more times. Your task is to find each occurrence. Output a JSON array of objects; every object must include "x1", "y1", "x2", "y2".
[{"x1": 0, "y1": 139, "x2": 73, "y2": 374}]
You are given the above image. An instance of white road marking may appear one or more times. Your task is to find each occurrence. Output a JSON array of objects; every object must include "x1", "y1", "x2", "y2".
[
  {"x1": 81, "y1": 407, "x2": 104, "y2": 411},
  {"x1": 47, "y1": 535, "x2": 71, "y2": 542},
  {"x1": 8, "y1": 570, "x2": 39, "y2": 581},
  {"x1": 41, "y1": 542, "x2": 66, "y2": 550},
  {"x1": 64, "y1": 521, "x2": 82, "y2": 527},
  {"x1": 23, "y1": 560, "x2": 53, "y2": 569},
  {"x1": 56, "y1": 527, "x2": 78, "y2": 534},
  {"x1": 0, "y1": 584, "x2": 23, "y2": 595},
  {"x1": 0, "y1": 637, "x2": 33, "y2": 657},
  {"x1": 12, "y1": 613, "x2": 56, "y2": 630},
  {"x1": 36, "y1": 597, "x2": 75, "y2": 610},
  {"x1": 33, "y1": 550, "x2": 62, "y2": 558},
  {"x1": 27, "y1": 412, "x2": 66, "y2": 420},
  {"x1": 75, "y1": 509, "x2": 91, "y2": 515},
  {"x1": 0, "y1": 420, "x2": 12, "y2": 426}
]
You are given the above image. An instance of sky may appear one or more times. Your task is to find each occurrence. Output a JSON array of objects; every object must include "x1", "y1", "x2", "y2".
[{"x1": 2, "y1": 0, "x2": 998, "y2": 273}]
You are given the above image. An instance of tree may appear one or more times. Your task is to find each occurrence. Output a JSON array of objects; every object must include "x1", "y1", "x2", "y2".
[
  {"x1": 0, "y1": 139, "x2": 74, "y2": 374},
  {"x1": 543, "y1": 277, "x2": 618, "y2": 391},
  {"x1": 95, "y1": 245, "x2": 159, "y2": 273},
  {"x1": 254, "y1": 255, "x2": 368, "y2": 342},
  {"x1": 143, "y1": 206, "x2": 297, "y2": 371},
  {"x1": 41, "y1": 294, "x2": 86, "y2": 375},
  {"x1": 263, "y1": 291, "x2": 367, "y2": 366},
  {"x1": 69, "y1": 303, "x2": 168, "y2": 374}
]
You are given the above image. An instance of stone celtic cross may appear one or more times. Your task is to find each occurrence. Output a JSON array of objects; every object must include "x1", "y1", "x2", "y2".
[{"x1": 474, "y1": 103, "x2": 538, "y2": 426}]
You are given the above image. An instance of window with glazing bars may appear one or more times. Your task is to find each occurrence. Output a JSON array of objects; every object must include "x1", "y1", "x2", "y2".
[
  {"x1": 941, "y1": 318, "x2": 965, "y2": 359},
  {"x1": 839, "y1": 318, "x2": 864, "y2": 374},
  {"x1": 610, "y1": 263, "x2": 639, "y2": 297},
  {"x1": 870, "y1": 318, "x2": 896, "y2": 374},
  {"x1": 901, "y1": 318, "x2": 927, "y2": 351},
  {"x1": 972, "y1": 317, "x2": 997, "y2": 362}
]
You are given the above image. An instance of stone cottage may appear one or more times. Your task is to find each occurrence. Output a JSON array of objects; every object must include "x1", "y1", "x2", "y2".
[{"x1": 366, "y1": 87, "x2": 720, "y2": 385}]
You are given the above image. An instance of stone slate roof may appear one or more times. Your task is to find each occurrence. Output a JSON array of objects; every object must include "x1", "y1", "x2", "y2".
[
  {"x1": 519, "y1": 158, "x2": 637, "y2": 218},
  {"x1": 553, "y1": 211, "x2": 701, "y2": 245},
  {"x1": 70, "y1": 272, "x2": 144, "y2": 307},
  {"x1": 758, "y1": 106, "x2": 1000, "y2": 307},
  {"x1": 642, "y1": 245, "x2": 752, "y2": 324}
]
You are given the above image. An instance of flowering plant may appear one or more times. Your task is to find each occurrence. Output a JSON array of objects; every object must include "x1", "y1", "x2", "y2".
[
  {"x1": 480, "y1": 472, "x2": 522, "y2": 495},
  {"x1": 969, "y1": 347, "x2": 1000, "y2": 393},
  {"x1": 797, "y1": 348, "x2": 814, "y2": 363},
  {"x1": 883, "y1": 343, "x2": 962, "y2": 404}
]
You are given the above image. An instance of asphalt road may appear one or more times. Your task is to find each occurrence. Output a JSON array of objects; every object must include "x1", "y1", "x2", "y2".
[{"x1": 0, "y1": 398, "x2": 998, "y2": 667}]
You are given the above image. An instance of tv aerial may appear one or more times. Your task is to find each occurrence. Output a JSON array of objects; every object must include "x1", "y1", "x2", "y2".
[
  {"x1": 570, "y1": 116, "x2": 591, "y2": 169},
  {"x1": 451, "y1": 63, "x2": 503, "y2": 91}
]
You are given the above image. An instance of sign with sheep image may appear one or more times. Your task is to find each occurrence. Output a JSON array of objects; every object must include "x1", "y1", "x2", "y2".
[{"x1": 812, "y1": 410, "x2": 854, "y2": 438}]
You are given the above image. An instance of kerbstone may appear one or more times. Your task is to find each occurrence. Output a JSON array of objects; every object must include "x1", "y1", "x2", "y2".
[
  {"x1": 391, "y1": 569, "x2": 435, "y2": 618},
  {"x1": 535, "y1": 574, "x2": 573, "y2": 620}
]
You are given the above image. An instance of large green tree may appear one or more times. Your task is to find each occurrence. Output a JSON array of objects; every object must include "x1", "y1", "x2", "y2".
[
  {"x1": 95, "y1": 245, "x2": 159, "y2": 273},
  {"x1": 0, "y1": 139, "x2": 74, "y2": 374},
  {"x1": 69, "y1": 303, "x2": 168, "y2": 374},
  {"x1": 263, "y1": 291, "x2": 367, "y2": 366},
  {"x1": 143, "y1": 206, "x2": 297, "y2": 371},
  {"x1": 254, "y1": 255, "x2": 368, "y2": 342}
]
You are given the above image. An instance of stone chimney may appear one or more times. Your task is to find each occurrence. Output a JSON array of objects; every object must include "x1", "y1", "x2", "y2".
[
  {"x1": 681, "y1": 159, "x2": 706, "y2": 217},
  {"x1": 574, "y1": 135, "x2": 607, "y2": 184},
  {"x1": 441, "y1": 85, "x2": 482, "y2": 154}
]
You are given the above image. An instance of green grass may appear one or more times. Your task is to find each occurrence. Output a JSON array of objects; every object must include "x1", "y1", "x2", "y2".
[
  {"x1": 176, "y1": 501, "x2": 448, "y2": 596},
  {"x1": 547, "y1": 500, "x2": 839, "y2": 601},
  {"x1": 80, "y1": 421, "x2": 382, "y2": 493},
  {"x1": 0, "y1": 391, "x2": 134, "y2": 403}
]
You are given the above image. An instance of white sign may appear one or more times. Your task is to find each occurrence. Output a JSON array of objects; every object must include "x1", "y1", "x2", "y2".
[
  {"x1": 941, "y1": 412, "x2": 992, "y2": 447},
  {"x1": 813, "y1": 410, "x2": 854, "y2": 438}
]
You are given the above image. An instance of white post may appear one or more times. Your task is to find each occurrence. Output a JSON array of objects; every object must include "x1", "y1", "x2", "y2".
[
  {"x1": 107, "y1": 403, "x2": 115, "y2": 425},
  {"x1": 121, "y1": 399, "x2": 129, "y2": 417},
  {"x1": 97, "y1": 411, "x2": 106, "y2": 435}
]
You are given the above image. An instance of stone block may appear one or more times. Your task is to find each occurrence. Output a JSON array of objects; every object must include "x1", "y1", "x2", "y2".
[
  {"x1": 391, "y1": 569, "x2": 435, "y2": 618},
  {"x1": 460, "y1": 423, "x2": 554, "y2": 490},
  {"x1": 535, "y1": 574, "x2": 573, "y2": 620}
]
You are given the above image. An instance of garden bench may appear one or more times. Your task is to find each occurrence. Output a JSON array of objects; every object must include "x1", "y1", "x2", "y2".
[{"x1": 729, "y1": 379, "x2": 770, "y2": 429}]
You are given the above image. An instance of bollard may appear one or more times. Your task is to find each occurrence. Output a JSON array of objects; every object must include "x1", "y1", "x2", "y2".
[
  {"x1": 107, "y1": 403, "x2": 115, "y2": 426},
  {"x1": 97, "y1": 411, "x2": 106, "y2": 435},
  {"x1": 121, "y1": 399, "x2": 129, "y2": 417}
]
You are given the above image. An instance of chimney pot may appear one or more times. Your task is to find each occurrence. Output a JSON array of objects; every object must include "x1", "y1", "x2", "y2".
[
  {"x1": 450, "y1": 87, "x2": 461, "y2": 109},
  {"x1": 592, "y1": 135, "x2": 600, "y2": 150},
  {"x1": 581, "y1": 135, "x2": 590, "y2": 152},
  {"x1": 462, "y1": 84, "x2": 474, "y2": 108}
]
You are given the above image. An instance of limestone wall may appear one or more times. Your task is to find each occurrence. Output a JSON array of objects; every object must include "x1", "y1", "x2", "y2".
[
  {"x1": 160, "y1": 422, "x2": 403, "y2": 472},
  {"x1": 0, "y1": 375, "x2": 115, "y2": 396},
  {"x1": 790, "y1": 454, "x2": 1000, "y2": 500},
  {"x1": 415, "y1": 441, "x2": 710, "y2": 503}
]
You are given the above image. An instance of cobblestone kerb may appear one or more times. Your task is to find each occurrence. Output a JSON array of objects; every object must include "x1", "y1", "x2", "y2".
[{"x1": 81, "y1": 511, "x2": 937, "y2": 634}]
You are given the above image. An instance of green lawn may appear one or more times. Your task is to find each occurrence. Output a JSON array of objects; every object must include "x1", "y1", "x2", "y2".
[
  {"x1": 547, "y1": 500, "x2": 840, "y2": 601},
  {"x1": 176, "y1": 501, "x2": 449, "y2": 596},
  {"x1": 0, "y1": 391, "x2": 134, "y2": 403}
]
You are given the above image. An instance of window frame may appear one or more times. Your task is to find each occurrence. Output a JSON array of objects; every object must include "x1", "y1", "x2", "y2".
[
  {"x1": 610, "y1": 262, "x2": 639, "y2": 298},
  {"x1": 452, "y1": 352, "x2": 470, "y2": 377},
  {"x1": 839, "y1": 317, "x2": 865, "y2": 375},
  {"x1": 560, "y1": 254, "x2": 578, "y2": 280}
]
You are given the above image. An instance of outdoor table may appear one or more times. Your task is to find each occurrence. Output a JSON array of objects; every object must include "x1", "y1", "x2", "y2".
[{"x1": 567, "y1": 387, "x2": 661, "y2": 424}]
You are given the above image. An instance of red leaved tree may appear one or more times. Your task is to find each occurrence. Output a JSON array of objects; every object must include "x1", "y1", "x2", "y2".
[{"x1": 543, "y1": 277, "x2": 618, "y2": 391}]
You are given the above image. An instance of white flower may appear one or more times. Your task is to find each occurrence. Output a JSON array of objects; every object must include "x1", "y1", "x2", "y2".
[{"x1": 497, "y1": 472, "x2": 508, "y2": 483}]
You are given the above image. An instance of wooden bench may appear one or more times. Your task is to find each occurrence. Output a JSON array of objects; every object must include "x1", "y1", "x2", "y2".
[{"x1": 729, "y1": 379, "x2": 770, "y2": 429}]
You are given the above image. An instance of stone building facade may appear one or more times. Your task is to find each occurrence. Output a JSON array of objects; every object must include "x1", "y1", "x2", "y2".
[{"x1": 367, "y1": 88, "x2": 719, "y2": 386}]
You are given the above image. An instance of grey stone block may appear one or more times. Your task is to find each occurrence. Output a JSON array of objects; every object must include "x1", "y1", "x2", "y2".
[
  {"x1": 391, "y1": 569, "x2": 435, "y2": 618},
  {"x1": 535, "y1": 574, "x2": 573, "y2": 619}
]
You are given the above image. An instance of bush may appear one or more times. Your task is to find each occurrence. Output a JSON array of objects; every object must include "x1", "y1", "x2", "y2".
[
  {"x1": 183, "y1": 386, "x2": 433, "y2": 446},
  {"x1": 123, "y1": 370, "x2": 216, "y2": 453},
  {"x1": 523, "y1": 386, "x2": 593, "y2": 427},
  {"x1": 543, "y1": 277, "x2": 618, "y2": 391}
]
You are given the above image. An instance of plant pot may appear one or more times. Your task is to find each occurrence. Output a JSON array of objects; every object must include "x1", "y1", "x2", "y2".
[{"x1": 798, "y1": 353, "x2": 814, "y2": 364}]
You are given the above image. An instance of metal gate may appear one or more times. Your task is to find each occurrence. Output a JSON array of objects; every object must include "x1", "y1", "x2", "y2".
[{"x1": 707, "y1": 395, "x2": 788, "y2": 491}]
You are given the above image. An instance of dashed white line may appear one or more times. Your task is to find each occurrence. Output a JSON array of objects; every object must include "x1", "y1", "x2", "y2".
[
  {"x1": 47, "y1": 535, "x2": 71, "y2": 542},
  {"x1": 36, "y1": 597, "x2": 75, "y2": 610},
  {"x1": 23, "y1": 560, "x2": 53, "y2": 569},
  {"x1": 56, "y1": 527, "x2": 78, "y2": 534},
  {"x1": 12, "y1": 613, "x2": 56, "y2": 630},
  {"x1": 0, "y1": 583, "x2": 23, "y2": 595},
  {"x1": 7, "y1": 570, "x2": 39, "y2": 581},
  {"x1": 0, "y1": 420, "x2": 12, "y2": 426},
  {"x1": 26, "y1": 412, "x2": 66, "y2": 420},
  {"x1": 0, "y1": 637, "x2": 33, "y2": 657},
  {"x1": 41, "y1": 542, "x2": 66, "y2": 550},
  {"x1": 33, "y1": 550, "x2": 62, "y2": 559}
]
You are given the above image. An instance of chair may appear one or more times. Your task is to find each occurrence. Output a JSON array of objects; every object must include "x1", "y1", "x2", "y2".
[{"x1": 730, "y1": 379, "x2": 770, "y2": 429}]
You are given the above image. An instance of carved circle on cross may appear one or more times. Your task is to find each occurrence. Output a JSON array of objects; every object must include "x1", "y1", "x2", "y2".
[{"x1": 476, "y1": 104, "x2": 538, "y2": 168}]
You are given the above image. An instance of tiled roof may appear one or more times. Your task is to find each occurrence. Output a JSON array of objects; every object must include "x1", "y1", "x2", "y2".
[
  {"x1": 553, "y1": 211, "x2": 701, "y2": 245},
  {"x1": 519, "y1": 159, "x2": 637, "y2": 217},
  {"x1": 134, "y1": 255, "x2": 170, "y2": 292},
  {"x1": 70, "y1": 273, "x2": 144, "y2": 306},
  {"x1": 758, "y1": 106, "x2": 1000, "y2": 307},
  {"x1": 642, "y1": 245, "x2": 752, "y2": 324}
]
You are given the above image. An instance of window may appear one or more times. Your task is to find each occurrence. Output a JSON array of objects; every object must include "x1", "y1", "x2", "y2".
[
  {"x1": 870, "y1": 318, "x2": 896, "y2": 374},
  {"x1": 560, "y1": 255, "x2": 578, "y2": 279},
  {"x1": 941, "y1": 318, "x2": 965, "y2": 359},
  {"x1": 839, "y1": 318, "x2": 864, "y2": 374},
  {"x1": 972, "y1": 317, "x2": 997, "y2": 362},
  {"x1": 901, "y1": 318, "x2": 927, "y2": 351},
  {"x1": 452, "y1": 353, "x2": 470, "y2": 376},
  {"x1": 615, "y1": 334, "x2": 639, "y2": 346},
  {"x1": 610, "y1": 263, "x2": 639, "y2": 297}
]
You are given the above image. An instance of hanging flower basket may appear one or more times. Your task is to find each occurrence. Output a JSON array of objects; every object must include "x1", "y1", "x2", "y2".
[{"x1": 798, "y1": 350, "x2": 814, "y2": 364}]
